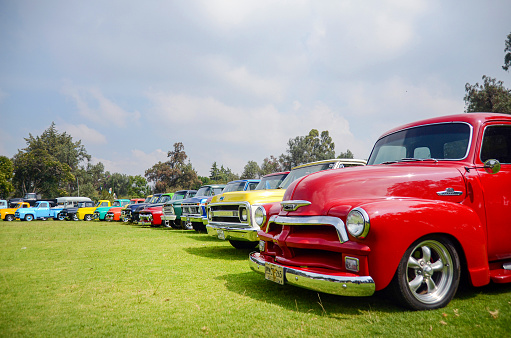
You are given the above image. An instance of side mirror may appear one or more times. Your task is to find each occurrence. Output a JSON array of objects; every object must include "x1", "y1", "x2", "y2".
[{"x1": 484, "y1": 159, "x2": 501, "y2": 174}]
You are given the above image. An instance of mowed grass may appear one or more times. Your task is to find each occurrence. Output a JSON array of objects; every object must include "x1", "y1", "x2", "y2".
[{"x1": 1, "y1": 220, "x2": 510, "y2": 337}]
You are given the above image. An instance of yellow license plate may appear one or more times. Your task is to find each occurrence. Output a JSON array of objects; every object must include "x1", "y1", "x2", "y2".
[
  {"x1": 214, "y1": 210, "x2": 235, "y2": 217},
  {"x1": 265, "y1": 262, "x2": 284, "y2": 285}
]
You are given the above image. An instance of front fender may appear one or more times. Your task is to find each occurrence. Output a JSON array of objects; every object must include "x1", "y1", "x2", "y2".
[{"x1": 341, "y1": 199, "x2": 489, "y2": 290}]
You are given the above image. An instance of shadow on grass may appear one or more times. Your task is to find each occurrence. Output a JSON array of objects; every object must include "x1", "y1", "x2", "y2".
[
  {"x1": 184, "y1": 246, "x2": 253, "y2": 261},
  {"x1": 216, "y1": 272, "x2": 511, "y2": 316},
  {"x1": 216, "y1": 271, "x2": 400, "y2": 315},
  {"x1": 455, "y1": 281, "x2": 511, "y2": 300}
]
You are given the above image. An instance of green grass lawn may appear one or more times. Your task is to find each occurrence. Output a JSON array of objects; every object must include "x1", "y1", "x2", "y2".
[{"x1": 1, "y1": 220, "x2": 510, "y2": 337}]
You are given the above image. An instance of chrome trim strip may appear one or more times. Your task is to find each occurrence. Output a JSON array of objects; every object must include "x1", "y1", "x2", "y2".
[
  {"x1": 271, "y1": 215, "x2": 349, "y2": 243},
  {"x1": 281, "y1": 200, "x2": 311, "y2": 211},
  {"x1": 249, "y1": 252, "x2": 375, "y2": 297},
  {"x1": 437, "y1": 188, "x2": 463, "y2": 196}
]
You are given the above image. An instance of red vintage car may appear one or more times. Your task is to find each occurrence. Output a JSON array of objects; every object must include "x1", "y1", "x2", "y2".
[
  {"x1": 105, "y1": 198, "x2": 145, "y2": 221},
  {"x1": 138, "y1": 205, "x2": 165, "y2": 227},
  {"x1": 250, "y1": 112, "x2": 511, "y2": 310}
]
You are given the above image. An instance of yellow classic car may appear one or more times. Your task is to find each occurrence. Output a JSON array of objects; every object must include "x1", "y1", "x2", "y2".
[
  {"x1": 1, "y1": 202, "x2": 31, "y2": 221},
  {"x1": 206, "y1": 159, "x2": 366, "y2": 249},
  {"x1": 77, "y1": 200, "x2": 111, "y2": 221}
]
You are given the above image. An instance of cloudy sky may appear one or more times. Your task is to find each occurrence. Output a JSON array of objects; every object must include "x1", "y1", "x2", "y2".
[{"x1": 1, "y1": 1, "x2": 510, "y2": 177}]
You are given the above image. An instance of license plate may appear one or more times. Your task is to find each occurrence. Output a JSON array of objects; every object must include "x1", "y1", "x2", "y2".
[
  {"x1": 217, "y1": 230, "x2": 225, "y2": 240},
  {"x1": 265, "y1": 262, "x2": 284, "y2": 285},
  {"x1": 214, "y1": 210, "x2": 235, "y2": 217}
]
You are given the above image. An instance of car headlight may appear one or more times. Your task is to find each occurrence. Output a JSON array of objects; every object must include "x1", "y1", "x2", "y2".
[
  {"x1": 239, "y1": 207, "x2": 248, "y2": 222},
  {"x1": 346, "y1": 207, "x2": 370, "y2": 238},
  {"x1": 253, "y1": 206, "x2": 266, "y2": 226},
  {"x1": 207, "y1": 207, "x2": 212, "y2": 221}
]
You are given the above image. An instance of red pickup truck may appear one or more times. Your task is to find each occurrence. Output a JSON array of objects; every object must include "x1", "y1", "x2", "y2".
[{"x1": 250, "y1": 113, "x2": 511, "y2": 310}]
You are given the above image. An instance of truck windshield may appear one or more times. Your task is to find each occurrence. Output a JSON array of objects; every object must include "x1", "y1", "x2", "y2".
[
  {"x1": 367, "y1": 122, "x2": 471, "y2": 165},
  {"x1": 222, "y1": 182, "x2": 246, "y2": 193},
  {"x1": 196, "y1": 187, "x2": 211, "y2": 196},
  {"x1": 255, "y1": 173, "x2": 288, "y2": 190},
  {"x1": 172, "y1": 192, "x2": 187, "y2": 200},
  {"x1": 278, "y1": 161, "x2": 339, "y2": 190}
]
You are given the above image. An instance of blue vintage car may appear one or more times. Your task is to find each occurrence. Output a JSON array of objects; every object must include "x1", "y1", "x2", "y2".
[
  {"x1": 180, "y1": 184, "x2": 226, "y2": 232},
  {"x1": 15, "y1": 200, "x2": 58, "y2": 221}
]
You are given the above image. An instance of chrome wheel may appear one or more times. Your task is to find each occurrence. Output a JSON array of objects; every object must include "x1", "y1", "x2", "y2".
[
  {"x1": 390, "y1": 236, "x2": 460, "y2": 310},
  {"x1": 84, "y1": 214, "x2": 92, "y2": 221}
]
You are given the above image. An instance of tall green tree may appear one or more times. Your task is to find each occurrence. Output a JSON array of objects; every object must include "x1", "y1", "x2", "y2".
[
  {"x1": 128, "y1": 175, "x2": 152, "y2": 198},
  {"x1": 279, "y1": 129, "x2": 336, "y2": 170},
  {"x1": 241, "y1": 161, "x2": 260, "y2": 179},
  {"x1": 145, "y1": 142, "x2": 201, "y2": 192},
  {"x1": 259, "y1": 156, "x2": 283, "y2": 176},
  {"x1": 24, "y1": 122, "x2": 90, "y2": 171},
  {"x1": 338, "y1": 149, "x2": 354, "y2": 159},
  {"x1": 12, "y1": 148, "x2": 74, "y2": 197},
  {"x1": 503, "y1": 32, "x2": 511, "y2": 72},
  {"x1": 0, "y1": 156, "x2": 14, "y2": 198},
  {"x1": 464, "y1": 75, "x2": 511, "y2": 114}
]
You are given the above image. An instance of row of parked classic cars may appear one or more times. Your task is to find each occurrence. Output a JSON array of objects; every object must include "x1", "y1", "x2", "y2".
[{"x1": 2, "y1": 113, "x2": 511, "y2": 312}]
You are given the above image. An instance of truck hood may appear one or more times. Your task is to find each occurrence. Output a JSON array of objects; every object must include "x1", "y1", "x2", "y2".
[
  {"x1": 210, "y1": 189, "x2": 286, "y2": 204},
  {"x1": 284, "y1": 164, "x2": 467, "y2": 215}
]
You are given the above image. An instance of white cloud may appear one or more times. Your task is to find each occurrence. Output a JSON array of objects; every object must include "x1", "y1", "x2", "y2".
[
  {"x1": 61, "y1": 82, "x2": 141, "y2": 127},
  {"x1": 92, "y1": 149, "x2": 167, "y2": 176},
  {"x1": 57, "y1": 123, "x2": 107, "y2": 146},
  {"x1": 146, "y1": 91, "x2": 357, "y2": 174}
]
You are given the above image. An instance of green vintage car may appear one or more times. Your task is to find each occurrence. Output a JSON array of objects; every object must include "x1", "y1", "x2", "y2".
[{"x1": 161, "y1": 190, "x2": 198, "y2": 228}]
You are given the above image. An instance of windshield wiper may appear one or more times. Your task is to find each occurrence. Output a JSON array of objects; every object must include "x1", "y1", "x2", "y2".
[
  {"x1": 401, "y1": 158, "x2": 438, "y2": 163},
  {"x1": 381, "y1": 158, "x2": 438, "y2": 165}
]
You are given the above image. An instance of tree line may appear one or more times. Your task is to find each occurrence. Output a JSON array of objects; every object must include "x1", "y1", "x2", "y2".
[
  {"x1": 144, "y1": 128, "x2": 355, "y2": 193},
  {"x1": 1, "y1": 33, "x2": 510, "y2": 200}
]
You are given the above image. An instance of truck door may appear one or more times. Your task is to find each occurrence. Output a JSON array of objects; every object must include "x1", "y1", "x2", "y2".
[{"x1": 478, "y1": 123, "x2": 511, "y2": 261}]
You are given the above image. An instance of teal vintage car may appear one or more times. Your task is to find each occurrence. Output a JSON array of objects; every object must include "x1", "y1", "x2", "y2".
[{"x1": 93, "y1": 199, "x2": 131, "y2": 221}]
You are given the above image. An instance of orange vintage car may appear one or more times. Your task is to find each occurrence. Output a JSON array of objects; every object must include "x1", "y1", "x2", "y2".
[{"x1": 105, "y1": 198, "x2": 145, "y2": 221}]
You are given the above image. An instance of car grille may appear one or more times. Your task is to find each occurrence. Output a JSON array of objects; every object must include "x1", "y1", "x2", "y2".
[
  {"x1": 208, "y1": 203, "x2": 248, "y2": 225},
  {"x1": 139, "y1": 213, "x2": 153, "y2": 223},
  {"x1": 163, "y1": 206, "x2": 174, "y2": 216},
  {"x1": 181, "y1": 203, "x2": 201, "y2": 216},
  {"x1": 260, "y1": 215, "x2": 351, "y2": 270}
]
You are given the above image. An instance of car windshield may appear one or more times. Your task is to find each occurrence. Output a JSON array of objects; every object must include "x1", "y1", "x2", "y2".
[
  {"x1": 172, "y1": 192, "x2": 187, "y2": 200},
  {"x1": 367, "y1": 122, "x2": 471, "y2": 165},
  {"x1": 112, "y1": 201, "x2": 121, "y2": 207},
  {"x1": 187, "y1": 191, "x2": 197, "y2": 198},
  {"x1": 212, "y1": 187, "x2": 224, "y2": 195},
  {"x1": 148, "y1": 196, "x2": 159, "y2": 203},
  {"x1": 255, "y1": 173, "x2": 288, "y2": 190},
  {"x1": 222, "y1": 182, "x2": 247, "y2": 193},
  {"x1": 279, "y1": 161, "x2": 339, "y2": 189},
  {"x1": 157, "y1": 195, "x2": 172, "y2": 203},
  {"x1": 196, "y1": 187, "x2": 211, "y2": 196}
]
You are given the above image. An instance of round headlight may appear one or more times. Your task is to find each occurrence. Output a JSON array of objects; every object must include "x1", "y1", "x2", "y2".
[
  {"x1": 239, "y1": 207, "x2": 248, "y2": 222},
  {"x1": 346, "y1": 208, "x2": 370, "y2": 238},
  {"x1": 254, "y1": 206, "x2": 266, "y2": 227}
]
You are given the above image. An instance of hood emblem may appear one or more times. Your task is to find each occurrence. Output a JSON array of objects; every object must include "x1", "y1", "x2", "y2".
[
  {"x1": 281, "y1": 200, "x2": 311, "y2": 212},
  {"x1": 220, "y1": 196, "x2": 224, "y2": 201},
  {"x1": 437, "y1": 188, "x2": 463, "y2": 196}
]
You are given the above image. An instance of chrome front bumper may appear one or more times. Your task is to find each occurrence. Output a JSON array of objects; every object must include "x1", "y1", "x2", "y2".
[
  {"x1": 249, "y1": 252, "x2": 375, "y2": 297},
  {"x1": 206, "y1": 224, "x2": 259, "y2": 242},
  {"x1": 161, "y1": 214, "x2": 177, "y2": 222}
]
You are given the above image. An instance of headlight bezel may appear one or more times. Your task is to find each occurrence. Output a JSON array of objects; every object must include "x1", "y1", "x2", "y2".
[
  {"x1": 253, "y1": 205, "x2": 266, "y2": 227},
  {"x1": 346, "y1": 207, "x2": 370, "y2": 239}
]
